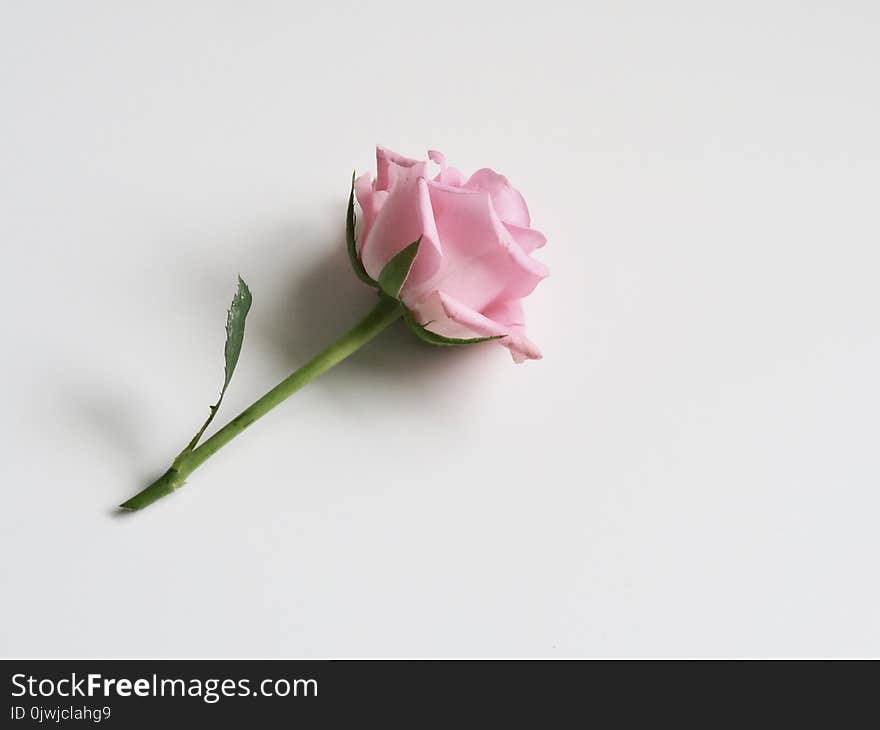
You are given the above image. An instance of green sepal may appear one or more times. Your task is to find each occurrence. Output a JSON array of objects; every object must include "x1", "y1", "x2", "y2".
[
  {"x1": 346, "y1": 172, "x2": 375, "y2": 287},
  {"x1": 377, "y1": 237, "x2": 421, "y2": 299},
  {"x1": 403, "y1": 308, "x2": 506, "y2": 346}
]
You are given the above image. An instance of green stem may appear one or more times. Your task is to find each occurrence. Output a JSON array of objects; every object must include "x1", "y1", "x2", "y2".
[{"x1": 119, "y1": 295, "x2": 403, "y2": 511}]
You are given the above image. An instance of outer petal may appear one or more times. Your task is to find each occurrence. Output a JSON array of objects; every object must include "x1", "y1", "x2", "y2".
[
  {"x1": 504, "y1": 222, "x2": 546, "y2": 254},
  {"x1": 435, "y1": 166, "x2": 466, "y2": 187},
  {"x1": 482, "y1": 299, "x2": 525, "y2": 327},
  {"x1": 405, "y1": 290, "x2": 474, "y2": 339},
  {"x1": 481, "y1": 299, "x2": 537, "y2": 361},
  {"x1": 428, "y1": 149, "x2": 466, "y2": 187},
  {"x1": 412, "y1": 290, "x2": 542, "y2": 363},
  {"x1": 405, "y1": 181, "x2": 547, "y2": 311},
  {"x1": 463, "y1": 168, "x2": 531, "y2": 227},
  {"x1": 360, "y1": 170, "x2": 442, "y2": 290},
  {"x1": 375, "y1": 145, "x2": 424, "y2": 191},
  {"x1": 354, "y1": 172, "x2": 387, "y2": 247}
]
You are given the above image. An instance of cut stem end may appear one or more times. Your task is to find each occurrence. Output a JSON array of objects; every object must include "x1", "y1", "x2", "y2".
[{"x1": 119, "y1": 467, "x2": 185, "y2": 511}]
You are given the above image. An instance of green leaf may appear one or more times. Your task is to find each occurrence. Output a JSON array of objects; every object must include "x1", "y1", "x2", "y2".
[
  {"x1": 403, "y1": 308, "x2": 505, "y2": 346},
  {"x1": 222, "y1": 275, "x2": 253, "y2": 390},
  {"x1": 377, "y1": 237, "x2": 421, "y2": 299},
  {"x1": 346, "y1": 172, "x2": 375, "y2": 286},
  {"x1": 175, "y1": 276, "x2": 253, "y2": 462}
]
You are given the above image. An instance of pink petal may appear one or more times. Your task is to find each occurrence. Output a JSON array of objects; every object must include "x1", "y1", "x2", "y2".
[
  {"x1": 481, "y1": 299, "x2": 536, "y2": 361},
  {"x1": 435, "y1": 166, "x2": 466, "y2": 187},
  {"x1": 405, "y1": 181, "x2": 547, "y2": 310},
  {"x1": 360, "y1": 171, "x2": 442, "y2": 290},
  {"x1": 482, "y1": 299, "x2": 525, "y2": 327},
  {"x1": 375, "y1": 145, "x2": 424, "y2": 191},
  {"x1": 428, "y1": 148, "x2": 466, "y2": 187},
  {"x1": 406, "y1": 291, "x2": 476, "y2": 339},
  {"x1": 504, "y1": 222, "x2": 546, "y2": 254},
  {"x1": 463, "y1": 168, "x2": 531, "y2": 227},
  {"x1": 436, "y1": 291, "x2": 542, "y2": 363},
  {"x1": 354, "y1": 172, "x2": 387, "y2": 248}
]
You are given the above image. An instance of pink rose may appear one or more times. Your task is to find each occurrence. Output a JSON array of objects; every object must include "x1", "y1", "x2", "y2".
[{"x1": 352, "y1": 146, "x2": 548, "y2": 363}]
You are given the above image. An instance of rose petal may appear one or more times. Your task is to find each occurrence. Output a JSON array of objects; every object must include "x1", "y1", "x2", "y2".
[
  {"x1": 404, "y1": 181, "x2": 547, "y2": 310},
  {"x1": 463, "y1": 168, "x2": 531, "y2": 227},
  {"x1": 434, "y1": 166, "x2": 466, "y2": 187},
  {"x1": 360, "y1": 172, "x2": 442, "y2": 290},
  {"x1": 428, "y1": 149, "x2": 466, "y2": 187},
  {"x1": 375, "y1": 145, "x2": 424, "y2": 191},
  {"x1": 354, "y1": 172, "x2": 387, "y2": 247},
  {"x1": 504, "y1": 222, "x2": 546, "y2": 254},
  {"x1": 482, "y1": 299, "x2": 525, "y2": 327},
  {"x1": 436, "y1": 291, "x2": 542, "y2": 363}
]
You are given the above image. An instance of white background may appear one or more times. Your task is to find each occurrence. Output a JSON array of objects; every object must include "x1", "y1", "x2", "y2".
[{"x1": 2, "y1": 1, "x2": 878, "y2": 658}]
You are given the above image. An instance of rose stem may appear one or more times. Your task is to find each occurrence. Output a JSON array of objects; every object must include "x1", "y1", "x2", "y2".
[{"x1": 119, "y1": 295, "x2": 403, "y2": 511}]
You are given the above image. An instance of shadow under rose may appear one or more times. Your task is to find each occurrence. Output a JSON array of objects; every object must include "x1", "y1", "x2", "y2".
[
  {"x1": 63, "y1": 215, "x2": 504, "y2": 513},
  {"x1": 46, "y1": 378, "x2": 174, "y2": 515},
  {"x1": 249, "y1": 228, "x2": 500, "y2": 392}
]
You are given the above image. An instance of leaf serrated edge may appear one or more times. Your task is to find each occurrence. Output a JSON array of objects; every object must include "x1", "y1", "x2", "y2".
[
  {"x1": 174, "y1": 276, "x2": 253, "y2": 464},
  {"x1": 223, "y1": 275, "x2": 252, "y2": 389}
]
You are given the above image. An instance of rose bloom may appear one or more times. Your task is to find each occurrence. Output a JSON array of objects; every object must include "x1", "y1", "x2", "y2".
[{"x1": 354, "y1": 146, "x2": 548, "y2": 362}]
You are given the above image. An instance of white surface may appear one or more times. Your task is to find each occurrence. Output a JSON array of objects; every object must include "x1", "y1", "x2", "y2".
[{"x1": 2, "y1": 1, "x2": 878, "y2": 658}]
